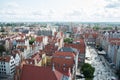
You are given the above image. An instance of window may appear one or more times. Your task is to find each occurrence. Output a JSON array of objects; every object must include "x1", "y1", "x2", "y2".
[
  {"x1": 11, "y1": 61, "x2": 14, "y2": 64},
  {"x1": 11, "y1": 71, "x2": 14, "y2": 74}
]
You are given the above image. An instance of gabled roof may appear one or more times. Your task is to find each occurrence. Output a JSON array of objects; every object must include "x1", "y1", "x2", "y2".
[{"x1": 20, "y1": 65, "x2": 63, "y2": 80}]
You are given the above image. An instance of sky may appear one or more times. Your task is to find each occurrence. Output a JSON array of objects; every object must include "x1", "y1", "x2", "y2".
[{"x1": 0, "y1": 0, "x2": 120, "y2": 22}]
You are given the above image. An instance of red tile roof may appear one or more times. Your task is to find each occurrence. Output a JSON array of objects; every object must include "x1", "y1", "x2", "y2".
[
  {"x1": 44, "y1": 44, "x2": 58, "y2": 56},
  {"x1": 109, "y1": 38, "x2": 120, "y2": 45},
  {"x1": 12, "y1": 50, "x2": 21, "y2": 55},
  {"x1": 84, "y1": 33, "x2": 98, "y2": 39},
  {"x1": 52, "y1": 51, "x2": 74, "y2": 76},
  {"x1": 17, "y1": 46, "x2": 27, "y2": 49},
  {"x1": 20, "y1": 65, "x2": 63, "y2": 80},
  {"x1": 52, "y1": 51, "x2": 75, "y2": 68},
  {"x1": 0, "y1": 55, "x2": 11, "y2": 62},
  {"x1": 36, "y1": 36, "x2": 43, "y2": 42},
  {"x1": 16, "y1": 39, "x2": 25, "y2": 43},
  {"x1": 64, "y1": 39, "x2": 85, "y2": 54}
]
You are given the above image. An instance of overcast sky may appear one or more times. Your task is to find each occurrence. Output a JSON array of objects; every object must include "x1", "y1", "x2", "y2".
[{"x1": 0, "y1": 0, "x2": 120, "y2": 22}]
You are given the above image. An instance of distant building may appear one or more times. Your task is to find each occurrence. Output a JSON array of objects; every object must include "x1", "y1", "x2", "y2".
[{"x1": 37, "y1": 28, "x2": 52, "y2": 36}]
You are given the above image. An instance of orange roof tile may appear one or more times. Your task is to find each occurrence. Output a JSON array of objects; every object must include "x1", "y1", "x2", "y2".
[
  {"x1": 20, "y1": 65, "x2": 63, "y2": 80},
  {"x1": 12, "y1": 50, "x2": 21, "y2": 54},
  {"x1": 17, "y1": 46, "x2": 27, "y2": 49},
  {"x1": 85, "y1": 33, "x2": 98, "y2": 39},
  {"x1": 109, "y1": 38, "x2": 120, "y2": 45},
  {"x1": 36, "y1": 36, "x2": 43, "y2": 42},
  {"x1": 64, "y1": 39, "x2": 85, "y2": 54},
  {"x1": 16, "y1": 39, "x2": 25, "y2": 43},
  {"x1": 44, "y1": 44, "x2": 58, "y2": 56},
  {"x1": 52, "y1": 51, "x2": 75, "y2": 68}
]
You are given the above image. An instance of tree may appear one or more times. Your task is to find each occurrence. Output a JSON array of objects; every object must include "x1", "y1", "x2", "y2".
[
  {"x1": 29, "y1": 37, "x2": 35, "y2": 45},
  {"x1": 64, "y1": 38, "x2": 73, "y2": 43},
  {"x1": 81, "y1": 63, "x2": 95, "y2": 78},
  {"x1": 93, "y1": 26, "x2": 100, "y2": 30},
  {"x1": 102, "y1": 27, "x2": 113, "y2": 30}
]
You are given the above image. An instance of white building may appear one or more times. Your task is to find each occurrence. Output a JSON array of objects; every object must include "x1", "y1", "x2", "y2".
[{"x1": 0, "y1": 55, "x2": 16, "y2": 76}]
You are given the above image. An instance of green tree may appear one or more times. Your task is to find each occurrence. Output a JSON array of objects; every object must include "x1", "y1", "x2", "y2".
[
  {"x1": 29, "y1": 37, "x2": 35, "y2": 45},
  {"x1": 64, "y1": 38, "x2": 73, "y2": 43},
  {"x1": 102, "y1": 27, "x2": 113, "y2": 30},
  {"x1": 93, "y1": 26, "x2": 100, "y2": 30},
  {"x1": 81, "y1": 63, "x2": 95, "y2": 78}
]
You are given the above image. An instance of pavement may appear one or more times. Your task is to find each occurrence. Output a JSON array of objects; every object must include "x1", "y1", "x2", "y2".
[{"x1": 82, "y1": 46, "x2": 117, "y2": 80}]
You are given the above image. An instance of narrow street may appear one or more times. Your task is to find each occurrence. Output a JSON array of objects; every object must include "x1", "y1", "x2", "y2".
[{"x1": 85, "y1": 46, "x2": 117, "y2": 80}]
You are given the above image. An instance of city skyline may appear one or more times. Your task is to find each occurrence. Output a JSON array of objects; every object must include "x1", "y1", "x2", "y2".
[{"x1": 0, "y1": 0, "x2": 120, "y2": 22}]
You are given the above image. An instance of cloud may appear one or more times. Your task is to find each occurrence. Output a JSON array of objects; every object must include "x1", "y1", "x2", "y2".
[
  {"x1": 6, "y1": 2, "x2": 19, "y2": 8},
  {"x1": 0, "y1": 0, "x2": 120, "y2": 22},
  {"x1": 105, "y1": 2, "x2": 120, "y2": 8},
  {"x1": 68, "y1": 10, "x2": 82, "y2": 16},
  {"x1": 105, "y1": 0, "x2": 120, "y2": 8}
]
